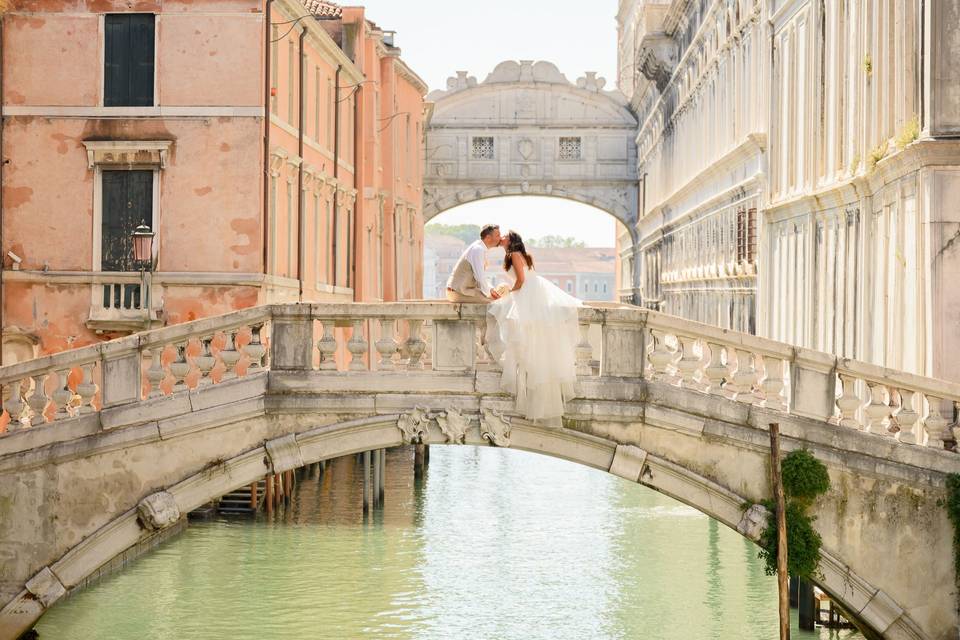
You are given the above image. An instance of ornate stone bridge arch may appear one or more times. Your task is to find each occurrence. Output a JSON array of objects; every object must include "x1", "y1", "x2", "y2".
[{"x1": 423, "y1": 60, "x2": 641, "y2": 301}]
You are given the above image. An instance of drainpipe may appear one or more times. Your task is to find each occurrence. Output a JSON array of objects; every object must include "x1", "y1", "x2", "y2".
[
  {"x1": 332, "y1": 65, "x2": 341, "y2": 287},
  {"x1": 262, "y1": 0, "x2": 274, "y2": 279},
  {"x1": 351, "y1": 81, "x2": 360, "y2": 300},
  {"x1": 297, "y1": 28, "x2": 305, "y2": 302}
]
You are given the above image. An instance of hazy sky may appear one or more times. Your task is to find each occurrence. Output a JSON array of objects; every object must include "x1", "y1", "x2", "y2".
[{"x1": 357, "y1": 0, "x2": 621, "y2": 248}]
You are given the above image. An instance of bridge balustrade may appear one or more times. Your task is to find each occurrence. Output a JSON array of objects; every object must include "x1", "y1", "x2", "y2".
[{"x1": 1, "y1": 302, "x2": 959, "y2": 453}]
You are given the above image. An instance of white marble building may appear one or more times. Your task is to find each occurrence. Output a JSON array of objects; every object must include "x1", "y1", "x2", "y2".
[{"x1": 618, "y1": 0, "x2": 960, "y2": 381}]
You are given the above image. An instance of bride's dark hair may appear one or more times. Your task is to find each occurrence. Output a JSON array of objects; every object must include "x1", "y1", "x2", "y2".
[{"x1": 503, "y1": 231, "x2": 534, "y2": 271}]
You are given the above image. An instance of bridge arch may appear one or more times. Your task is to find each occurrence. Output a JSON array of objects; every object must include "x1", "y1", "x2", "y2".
[
  {"x1": 424, "y1": 60, "x2": 641, "y2": 300},
  {"x1": 0, "y1": 413, "x2": 929, "y2": 640}
]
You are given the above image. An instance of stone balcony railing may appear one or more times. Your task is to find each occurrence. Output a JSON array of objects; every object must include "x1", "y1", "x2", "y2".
[{"x1": 1, "y1": 302, "x2": 959, "y2": 453}]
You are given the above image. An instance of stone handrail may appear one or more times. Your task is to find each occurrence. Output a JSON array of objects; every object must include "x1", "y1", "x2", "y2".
[{"x1": 1, "y1": 302, "x2": 958, "y2": 451}]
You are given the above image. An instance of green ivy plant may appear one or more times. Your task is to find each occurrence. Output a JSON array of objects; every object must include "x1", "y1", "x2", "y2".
[{"x1": 756, "y1": 449, "x2": 831, "y2": 579}]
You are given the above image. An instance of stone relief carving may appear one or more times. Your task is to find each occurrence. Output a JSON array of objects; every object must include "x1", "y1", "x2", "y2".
[
  {"x1": 736, "y1": 503, "x2": 770, "y2": 541},
  {"x1": 436, "y1": 408, "x2": 470, "y2": 444},
  {"x1": 517, "y1": 138, "x2": 535, "y2": 160},
  {"x1": 137, "y1": 491, "x2": 181, "y2": 530},
  {"x1": 397, "y1": 406, "x2": 431, "y2": 444},
  {"x1": 480, "y1": 409, "x2": 511, "y2": 447}
]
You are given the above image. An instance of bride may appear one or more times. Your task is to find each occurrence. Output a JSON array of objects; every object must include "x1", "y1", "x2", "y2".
[{"x1": 485, "y1": 231, "x2": 583, "y2": 422}]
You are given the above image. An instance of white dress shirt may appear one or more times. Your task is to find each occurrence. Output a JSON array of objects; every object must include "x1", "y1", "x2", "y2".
[{"x1": 463, "y1": 239, "x2": 491, "y2": 296}]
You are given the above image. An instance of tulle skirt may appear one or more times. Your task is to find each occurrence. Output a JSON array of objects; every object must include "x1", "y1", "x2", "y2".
[{"x1": 485, "y1": 271, "x2": 582, "y2": 422}]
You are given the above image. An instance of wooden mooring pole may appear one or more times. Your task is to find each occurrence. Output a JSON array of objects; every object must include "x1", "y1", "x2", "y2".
[
  {"x1": 362, "y1": 450, "x2": 372, "y2": 513},
  {"x1": 769, "y1": 422, "x2": 790, "y2": 640}
]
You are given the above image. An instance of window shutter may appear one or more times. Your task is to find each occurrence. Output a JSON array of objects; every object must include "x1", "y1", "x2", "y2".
[
  {"x1": 129, "y1": 15, "x2": 155, "y2": 107},
  {"x1": 104, "y1": 14, "x2": 154, "y2": 107},
  {"x1": 104, "y1": 15, "x2": 129, "y2": 106}
]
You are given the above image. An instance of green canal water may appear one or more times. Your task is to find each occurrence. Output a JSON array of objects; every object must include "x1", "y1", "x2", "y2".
[{"x1": 36, "y1": 447, "x2": 861, "y2": 639}]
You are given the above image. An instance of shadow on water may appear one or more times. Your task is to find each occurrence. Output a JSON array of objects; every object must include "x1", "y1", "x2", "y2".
[{"x1": 35, "y1": 446, "x2": 861, "y2": 640}]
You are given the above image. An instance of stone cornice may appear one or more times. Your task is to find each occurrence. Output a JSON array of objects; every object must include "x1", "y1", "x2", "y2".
[{"x1": 393, "y1": 58, "x2": 429, "y2": 96}]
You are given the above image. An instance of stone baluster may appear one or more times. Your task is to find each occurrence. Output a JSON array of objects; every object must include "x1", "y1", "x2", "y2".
[
  {"x1": 4, "y1": 380, "x2": 25, "y2": 431},
  {"x1": 50, "y1": 370, "x2": 73, "y2": 420},
  {"x1": 347, "y1": 320, "x2": 368, "y2": 371},
  {"x1": 27, "y1": 375, "x2": 48, "y2": 426},
  {"x1": 146, "y1": 347, "x2": 165, "y2": 398},
  {"x1": 220, "y1": 331, "x2": 241, "y2": 380},
  {"x1": 648, "y1": 329, "x2": 674, "y2": 381},
  {"x1": 376, "y1": 319, "x2": 399, "y2": 371},
  {"x1": 405, "y1": 319, "x2": 427, "y2": 370},
  {"x1": 576, "y1": 321, "x2": 593, "y2": 376},
  {"x1": 316, "y1": 320, "x2": 338, "y2": 371},
  {"x1": 676, "y1": 336, "x2": 702, "y2": 389},
  {"x1": 195, "y1": 337, "x2": 217, "y2": 385},
  {"x1": 244, "y1": 324, "x2": 266, "y2": 370},
  {"x1": 759, "y1": 355, "x2": 786, "y2": 411},
  {"x1": 835, "y1": 374, "x2": 862, "y2": 429},
  {"x1": 923, "y1": 396, "x2": 949, "y2": 448},
  {"x1": 895, "y1": 388, "x2": 920, "y2": 444},
  {"x1": 731, "y1": 350, "x2": 758, "y2": 404},
  {"x1": 704, "y1": 342, "x2": 728, "y2": 395},
  {"x1": 76, "y1": 364, "x2": 98, "y2": 414},
  {"x1": 864, "y1": 382, "x2": 891, "y2": 435},
  {"x1": 169, "y1": 342, "x2": 191, "y2": 392}
]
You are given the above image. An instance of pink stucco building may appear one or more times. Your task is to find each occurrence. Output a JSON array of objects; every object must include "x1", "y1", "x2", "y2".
[{"x1": 0, "y1": 0, "x2": 427, "y2": 364}]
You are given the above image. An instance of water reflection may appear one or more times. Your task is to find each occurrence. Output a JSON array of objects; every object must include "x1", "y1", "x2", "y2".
[{"x1": 36, "y1": 447, "x2": 860, "y2": 639}]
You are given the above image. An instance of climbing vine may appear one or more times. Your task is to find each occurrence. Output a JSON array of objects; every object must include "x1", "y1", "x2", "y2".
[
  {"x1": 944, "y1": 474, "x2": 960, "y2": 587},
  {"x1": 756, "y1": 449, "x2": 830, "y2": 580}
]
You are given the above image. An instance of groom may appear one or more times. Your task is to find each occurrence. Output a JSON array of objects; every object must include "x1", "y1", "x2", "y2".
[{"x1": 445, "y1": 223, "x2": 502, "y2": 303}]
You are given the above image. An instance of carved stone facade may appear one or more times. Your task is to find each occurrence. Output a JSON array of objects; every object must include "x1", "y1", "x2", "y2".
[
  {"x1": 618, "y1": 0, "x2": 960, "y2": 380},
  {"x1": 424, "y1": 60, "x2": 642, "y2": 300}
]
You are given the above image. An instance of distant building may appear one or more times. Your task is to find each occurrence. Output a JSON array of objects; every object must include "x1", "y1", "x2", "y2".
[{"x1": 422, "y1": 234, "x2": 467, "y2": 298}]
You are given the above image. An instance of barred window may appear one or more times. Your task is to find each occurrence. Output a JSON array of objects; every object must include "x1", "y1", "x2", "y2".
[
  {"x1": 736, "y1": 208, "x2": 758, "y2": 263},
  {"x1": 471, "y1": 136, "x2": 494, "y2": 160},
  {"x1": 559, "y1": 136, "x2": 581, "y2": 160}
]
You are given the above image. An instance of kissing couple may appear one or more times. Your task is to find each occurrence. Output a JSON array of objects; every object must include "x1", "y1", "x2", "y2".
[{"x1": 445, "y1": 224, "x2": 582, "y2": 424}]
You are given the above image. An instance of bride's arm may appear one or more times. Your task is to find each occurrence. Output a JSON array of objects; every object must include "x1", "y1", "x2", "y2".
[{"x1": 510, "y1": 253, "x2": 526, "y2": 291}]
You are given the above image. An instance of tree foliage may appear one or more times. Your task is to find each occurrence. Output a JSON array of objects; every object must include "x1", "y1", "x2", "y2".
[
  {"x1": 527, "y1": 235, "x2": 585, "y2": 248},
  {"x1": 424, "y1": 223, "x2": 481, "y2": 244}
]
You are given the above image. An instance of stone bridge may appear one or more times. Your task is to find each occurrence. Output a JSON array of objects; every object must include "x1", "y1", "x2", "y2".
[{"x1": 0, "y1": 302, "x2": 959, "y2": 639}]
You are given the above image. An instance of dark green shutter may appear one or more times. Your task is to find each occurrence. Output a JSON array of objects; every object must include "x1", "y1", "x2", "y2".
[
  {"x1": 101, "y1": 170, "x2": 153, "y2": 272},
  {"x1": 104, "y1": 14, "x2": 154, "y2": 107}
]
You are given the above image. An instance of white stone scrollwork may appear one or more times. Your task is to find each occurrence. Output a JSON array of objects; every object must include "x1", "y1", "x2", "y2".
[
  {"x1": 25, "y1": 567, "x2": 66, "y2": 608},
  {"x1": 608, "y1": 444, "x2": 648, "y2": 482},
  {"x1": 265, "y1": 433, "x2": 304, "y2": 474},
  {"x1": 436, "y1": 408, "x2": 470, "y2": 444},
  {"x1": 398, "y1": 406, "x2": 431, "y2": 444},
  {"x1": 480, "y1": 409, "x2": 511, "y2": 447},
  {"x1": 137, "y1": 491, "x2": 181, "y2": 531},
  {"x1": 736, "y1": 503, "x2": 770, "y2": 541}
]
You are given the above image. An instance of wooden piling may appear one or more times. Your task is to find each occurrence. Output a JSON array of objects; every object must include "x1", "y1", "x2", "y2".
[
  {"x1": 249, "y1": 481, "x2": 258, "y2": 511},
  {"x1": 798, "y1": 578, "x2": 816, "y2": 630},
  {"x1": 378, "y1": 448, "x2": 386, "y2": 501},
  {"x1": 264, "y1": 473, "x2": 274, "y2": 514},
  {"x1": 769, "y1": 422, "x2": 790, "y2": 640},
  {"x1": 372, "y1": 450, "x2": 381, "y2": 508},
  {"x1": 362, "y1": 450, "x2": 372, "y2": 513},
  {"x1": 414, "y1": 444, "x2": 425, "y2": 478}
]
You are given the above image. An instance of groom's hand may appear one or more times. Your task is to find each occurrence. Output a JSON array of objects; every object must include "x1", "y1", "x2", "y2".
[{"x1": 490, "y1": 290, "x2": 500, "y2": 300}]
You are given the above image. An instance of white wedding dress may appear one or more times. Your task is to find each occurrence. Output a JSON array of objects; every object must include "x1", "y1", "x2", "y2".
[{"x1": 485, "y1": 265, "x2": 583, "y2": 422}]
